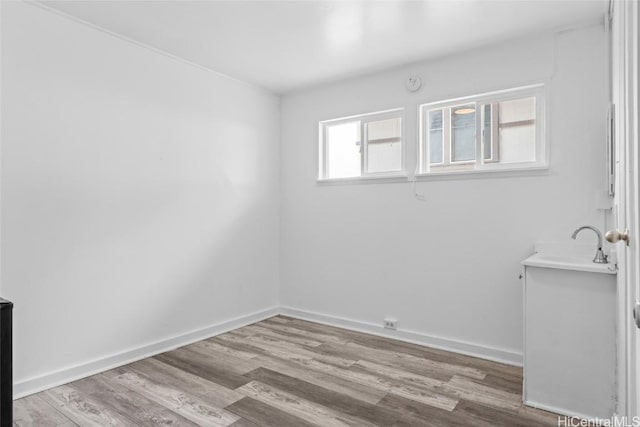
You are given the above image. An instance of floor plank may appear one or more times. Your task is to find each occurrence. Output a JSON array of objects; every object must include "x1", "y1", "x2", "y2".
[
  {"x1": 318, "y1": 341, "x2": 486, "y2": 381},
  {"x1": 208, "y1": 336, "x2": 388, "y2": 405},
  {"x1": 479, "y1": 373, "x2": 523, "y2": 395},
  {"x1": 40, "y1": 385, "x2": 134, "y2": 426},
  {"x1": 124, "y1": 357, "x2": 244, "y2": 408},
  {"x1": 236, "y1": 380, "x2": 376, "y2": 427},
  {"x1": 109, "y1": 368, "x2": 240, "y2": 426},
  {"x1": 220, "y1": 331, "x2": 357, "y2": 368},
  {"x1": 243, "y1": 367, "x2": 402, "y2": 426},
  {"x1": 378, "y1": 393, "x2": 488, "y2": 427},
  {"x1": 228, "y1": 417, "x2": 260, "y2": 427},
  {"x1": 455, "y1": 399, "x2": 555, "y2": 427},
  {"x1": 197, "y1": 339, "x2": 261, "y2": 361},
  {"x1": 185, "y1": 341, "x2": 262, "y2": 373},
  {"x1": 225, "y1": 397, "x2": 315, "y2": 427},
  {"x1": 269, "y1": 355, "x2": 460, "y2": 411},
  {"x1": 155, "y1": 348, "x2": 252, "y2": 390},
  {"x1": 253, "y1": 355, "x2": 388, "y2": 405},
  {"x1": 445, "y1": 375, "x2": 522, "y2": 411},
  {"x1": 260, "y1": 319, "x2": 350, "y2": 346},
  {"x1": 69, "y1": 373, "x2": 199, "y2": 426},
  {"x1": 242, "y1": 324, "x2": 323, "y2": 348},
  {"x1": 14, "y1": 395, "x2": 77, "y2": 427}
]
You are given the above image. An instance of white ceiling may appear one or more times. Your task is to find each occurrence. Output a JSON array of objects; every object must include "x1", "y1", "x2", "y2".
[{"x1": 39, "y1": 0, "x2": 606, "y2": 94}]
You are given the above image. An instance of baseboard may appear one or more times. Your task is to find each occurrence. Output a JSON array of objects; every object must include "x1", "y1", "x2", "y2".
[
  {"x1": 13, "y1": 306, "x2": 279, "y2": 399},
  {"x1": 524, "y1": 399, "x2": 610, "y2": 424},
  {"x1": 279, "y1": 306, "x2": 523, "y2": 367}
]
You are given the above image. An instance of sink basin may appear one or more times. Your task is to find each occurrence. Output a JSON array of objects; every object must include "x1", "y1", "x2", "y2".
[{"x1": 522, "y1": 252, "x2": 616, "y2": 274}]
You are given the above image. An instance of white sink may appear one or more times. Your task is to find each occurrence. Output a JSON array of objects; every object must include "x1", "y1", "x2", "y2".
[{"x1": 522, "y1": 252, "x2": 616, "y2": 274}]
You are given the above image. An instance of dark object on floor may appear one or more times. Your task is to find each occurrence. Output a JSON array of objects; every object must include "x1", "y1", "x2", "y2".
[{"x1": 0, "y1": 298, "x2": 13, "y2": 427}]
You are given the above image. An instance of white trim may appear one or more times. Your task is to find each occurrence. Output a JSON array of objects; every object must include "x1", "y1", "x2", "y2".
[
  {"x1": 610, "y1": 0, "x2": 640, "y2": 418},
  {"x1": 13, "y1": 306, "x2": 279, "y2": 399},
  {"x1": 317, "y1": 174, "x2": 408, "y2": 185},
  {"x1": 319, "y1": 108, "x2": 404, "y2": 125},
  {"x1": 279, "y1": 306, "x2": 523, "y2": 367},
  {"x1": 524, "y1": 399, "x2": 607, "y2": 424},
  {"x1": 419, "y1": 83, "x2": 545, "y2": 109},
  {"x1": 521, "y1": 266, "x2": 529, "y2": 403},
  {"x1": 414, "y1": 166, "x2": 549, "y2": 181}
]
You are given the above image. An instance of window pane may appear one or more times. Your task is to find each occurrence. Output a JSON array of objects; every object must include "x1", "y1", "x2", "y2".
[
  {"x1": 368, "y1": 117, "x2": 400, "y2": 141},
  {"x1": 326, "y1": 121, "x2": 361, "y2": 178},
  {"x1": 500, "y1": 97, "x2": 535, "y2": 122},
  {"x1": 498, "y1": 97, "x2": 536, "y2": 163},
  {"x1": 367, "y1": 141, "x2": 401, "y2": 173},
  {"x1": 366, "y1": 117, "x2": 401, "y2": 173},
  {"x1": 451, "y1": 104, "x2": 476, "y2": 162},
  {"x1": 500, "y1": 124, "x2": 536, "y2": 163},
  {"x1": 428, "y1": 110, "x2": 443, "y2": 164},
  {"x1": 483, "y1": 104, "x2": 492, "y2": 160}
]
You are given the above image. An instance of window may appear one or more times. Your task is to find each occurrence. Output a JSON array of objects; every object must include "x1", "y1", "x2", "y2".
[
  {"x1": 319, "y1": 109, "x2": 404, "y2": 180},
  {"x1": 419, "y1": 85, "x2": 546, "y2": 174}
]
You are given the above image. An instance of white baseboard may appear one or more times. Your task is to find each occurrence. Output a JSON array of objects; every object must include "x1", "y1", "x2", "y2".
[
  {"x1": 13, "y1": 306, "x2": 279, "y2": 399},
  {"x1": 279, "y1": 306, "x2": 523, "y2": 367},
  {"x1": 524, "y1": 399, "x2": 609, "y2": 424}
]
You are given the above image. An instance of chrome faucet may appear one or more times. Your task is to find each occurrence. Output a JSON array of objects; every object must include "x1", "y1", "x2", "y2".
[{"x1": 571, "y1": 225, "x2": 608, "y2": 264}]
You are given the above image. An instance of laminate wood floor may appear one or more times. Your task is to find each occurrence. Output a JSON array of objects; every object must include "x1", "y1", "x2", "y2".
[{"x1": 14, "y1": 316, "x2": 561, "y2": 426}]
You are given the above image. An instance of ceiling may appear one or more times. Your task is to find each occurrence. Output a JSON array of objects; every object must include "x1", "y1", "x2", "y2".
[{"x1": 39, "y1": 0, "x2": 606, "y2": 94}]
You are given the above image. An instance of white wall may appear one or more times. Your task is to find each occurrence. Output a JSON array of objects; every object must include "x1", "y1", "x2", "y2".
[
  {"x1": 1, "y1": 2, "x2": 280, "y2": 394},
  {"x1": 280, "y1": 24, "x2": 608, "y2": 362}
]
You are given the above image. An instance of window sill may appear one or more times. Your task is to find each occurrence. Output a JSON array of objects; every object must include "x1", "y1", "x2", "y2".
[
  {"x1": 317, "y1": 173, "x2": 408, "y2": 185},
  {"x1": 414, "y1": 165, "x2": 549, "y2": 181}
]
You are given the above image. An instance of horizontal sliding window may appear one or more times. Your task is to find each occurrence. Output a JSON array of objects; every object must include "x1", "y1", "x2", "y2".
[
  {"x1": 419, "y1": 85, "x2": 546, "y2": 174},
  {"x1": 319, "y1": 109, "x2": 404, "y2": 180}
]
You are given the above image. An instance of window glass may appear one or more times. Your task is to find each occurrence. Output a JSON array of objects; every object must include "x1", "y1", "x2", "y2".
[
  {"x1": 499, "y1": 124, "x2": 536, "y2": 163},
  {"x1": 482, "y1": 104, "x2": 493, "y2": 160},
  {"x1": 366, "y1": 117, "x2": 402, "y2": 173},
  {"x1": 367, "y1": 142, "x2": 401, "y2": 173},
  {"x1": 326, "y1": 121, "x2": 361, "y2": 179},
  {"x1": 428, "y1": 110, "x2": 443, "y2": 164},
  {"x1": 367, "y1": 117, "x2": 400, "y2": 141},
  {"x1": 498, "y1": 97, "x2": 536, "y2": 164},
  {"x1": 451, "y1": 104, "x2": 476, "y2": 162},
  {"x1": 500, "y1": 97, "x2": 535, "y2": 122}
]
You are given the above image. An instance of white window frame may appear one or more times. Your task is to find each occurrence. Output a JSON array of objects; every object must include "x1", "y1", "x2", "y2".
[
  {"x1": 318, "y1": 108, "x2": 405, "y2": 181},
  {"x1": 418, "y1": 84, "x2": 547, "y2": 175}
]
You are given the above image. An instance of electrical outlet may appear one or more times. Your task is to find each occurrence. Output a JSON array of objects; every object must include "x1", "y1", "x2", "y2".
[{"x1": 383, "y1": 318, "x2": 397, "y2": 330}]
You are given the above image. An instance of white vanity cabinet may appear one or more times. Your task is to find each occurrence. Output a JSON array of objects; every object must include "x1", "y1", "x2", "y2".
[{"x1": 521, "y1": 251, "x2": 617, "y2": 419}]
